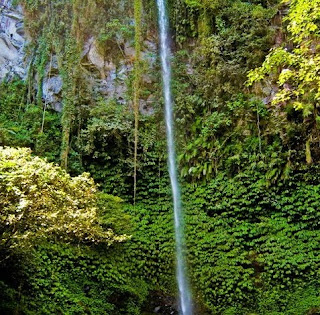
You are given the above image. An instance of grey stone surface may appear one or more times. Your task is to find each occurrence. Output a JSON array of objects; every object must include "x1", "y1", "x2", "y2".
[
  {"x1": 87, "y1": 40, "x2": 105, "y2": 74},
  {"x1": 42, "y1": 76, "x2": 63, "y2": 111},
  {"x1": 124, "y1": 41, "x2": 135, "y2": 58},
  {"x1": 0, "y1": 2, "x2": 159, "y2": 115},
  {"x1": 139, "y1": 96, "x2": 155, "y2": 116},
  {"x1": 0, "y1": 0, "x2": 26, "y2": 80}
]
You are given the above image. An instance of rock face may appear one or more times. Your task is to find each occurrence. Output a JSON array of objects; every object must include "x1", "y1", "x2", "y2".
[
  {"x1": 0, "y1": 0, "x2": 26, "y2": 80},
  {"x1": 0, "y1": 1, "x2": 158, "y2": 115},
  {"x1": 84, "y1": 36, "x2": 158, "y2": 111},
  {"x1": 42, "y1": 76, "x2": 63, "y2": 112}
]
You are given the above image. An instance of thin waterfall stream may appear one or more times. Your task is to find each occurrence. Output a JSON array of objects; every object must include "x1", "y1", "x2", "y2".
[{"x1": 156, "y1": 1, "x2": 193, "y2": 314}]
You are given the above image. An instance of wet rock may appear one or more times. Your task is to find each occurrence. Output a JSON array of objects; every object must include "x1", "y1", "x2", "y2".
[
  {"x1": 96, "y1": 62, "x2": 129, "y2": 103},
  {"x1": 262, "y1": 84, "x2": 278, "y2": 105},
  {"x1": 124, "y1": 41, "x2": 135, "y2": 59},
  {"x1": 0, "y1": 35, "x2": 18, "y2": 61},
  {"x1": 42, "y1": 75, "x2": 63, "y2": 111},
  {"x1": 87, "y1": 40, "x2": 105, "y2": 77},
  {"x1": 144, "y1": 39, "x2": 157, "y2": 52},
  {"x1": 186, "y1": 63, "x2": 194, "y2": 75},
  {"x1": 45, "y1": 55, "x2": 59, "y2": 74},
  {"x1": 140, "y1": 97, "x2": 155, "y2": 116},
  {"x1": 154, "y1": 306, "x2": 161, "y2": 313},
  {"x1": 142, "y1": 291, "x2": 178, "y2": 315},
  {"x1": 82, "y1": 36, "x2": 94, "y2": 58},
  {"x1": 0, "y1": 0, "x2": 27, "y2": 80},
  {"x1": 0, "y1": 2, "x2": 159, "y2": 114},
  {"x1": 142, "y1": 39, "x2": 157, "y2": 66},
  {"x1": 142, "y1": 73, "x2": 153, "y2": 84}
]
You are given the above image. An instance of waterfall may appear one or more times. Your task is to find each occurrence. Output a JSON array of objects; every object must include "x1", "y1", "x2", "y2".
[{"x1": 156, "y1": 1, "x2": 193, "y2": 314}]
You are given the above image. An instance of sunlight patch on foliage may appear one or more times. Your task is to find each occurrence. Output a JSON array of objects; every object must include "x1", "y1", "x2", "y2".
[{"x1": 0, "y1": 147, "x2": 128, "y2": 249}]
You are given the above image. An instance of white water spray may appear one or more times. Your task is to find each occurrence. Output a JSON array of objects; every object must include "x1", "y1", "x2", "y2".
[{"x1": 156, "y1": 1, "x2": 193, "y2": 314}]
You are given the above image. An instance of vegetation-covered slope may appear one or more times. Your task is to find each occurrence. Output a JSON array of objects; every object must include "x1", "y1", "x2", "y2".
[{"x1": 0, "y1": 0, "x2": 319, "y2": 314}]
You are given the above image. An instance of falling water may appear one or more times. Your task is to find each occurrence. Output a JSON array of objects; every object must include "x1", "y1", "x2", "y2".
[{"x1": 156, "y1": 1, "x2": 193, "y2": 314}]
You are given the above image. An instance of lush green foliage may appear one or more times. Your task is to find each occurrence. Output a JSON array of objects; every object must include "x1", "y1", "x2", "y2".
[
  {"x1": 0, "y1": 80, "x2": 61, "y2": 162},
  {"x1": 17, "y1": 0, "x2": 166, "y2": 200},
  {"x1": 0, "y1": 241, "x2": 149, "y2": 314},
  {"x1": 0, "y1": 147, "x2": 128, "y2": 249},
  {"x1": 248, "y1": 0, "x2": 320, "y2": 165},
  {"x1": 0, "y1": 147, "x2": 149, "y2": 315},
  {"x1": 185, "y1": 171, "x2": 320, "y2": 313},
  {"x1": 248, "y1": 0, "x2": 320, "y2": 113},
  {"x1": 20, "y1": 0, "x2": 134, "y2": 171},
  {"x1": 171, "y1": 0, "x2": 282, "y2": 181},
  {"x1": 1, "y1": 0, "x2": 320, "y2": 314}
]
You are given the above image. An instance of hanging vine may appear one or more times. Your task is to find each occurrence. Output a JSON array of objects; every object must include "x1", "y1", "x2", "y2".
[
  {"x1": 59, "y1": 2, "x2": 82, "y2": 170},
  {"x1": 133, "y1": 0, "x2": 143, "y2": 203}
]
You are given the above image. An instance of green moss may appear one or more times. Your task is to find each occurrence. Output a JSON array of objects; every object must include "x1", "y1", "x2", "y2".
[{"x1": 1, "y1": 1, "x2": 320, "y2": 314}]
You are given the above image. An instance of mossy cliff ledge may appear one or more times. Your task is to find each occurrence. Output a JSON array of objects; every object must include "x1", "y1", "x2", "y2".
[
  {"x1": 1, "y1": 0, "x2": 320, "y2": 314},
  {"x1": 0, "y1": 0, "x2": 158, "y2": 114}
]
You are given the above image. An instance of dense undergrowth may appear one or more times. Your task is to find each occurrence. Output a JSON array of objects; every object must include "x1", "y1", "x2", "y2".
[
  {"x1": 1, "y1": 0, "x2": 320, "y2": 314},
  {"x1": 1, "y1": 148, "x2": 319, "y2": 314},
  {"x1": 186, "y1": 171, "x2": 320, "y2": 314}
]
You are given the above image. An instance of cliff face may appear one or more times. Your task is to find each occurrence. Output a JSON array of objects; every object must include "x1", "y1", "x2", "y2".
[
  {"x1": 1, "y1": 2, "x2": 320, "y2": 315},
  {"x1": 0, "y1": 0, "x2": 286, "y2": 178},
  {"x1": 0, "y1": 0, "x2": 284, "y2": 182},
  {"x1": 0, "y1": 0, "x2": 158, "y2": 114},
  {"x1": 0, "y1": 0, "x2": 26, "y2": 80}
]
